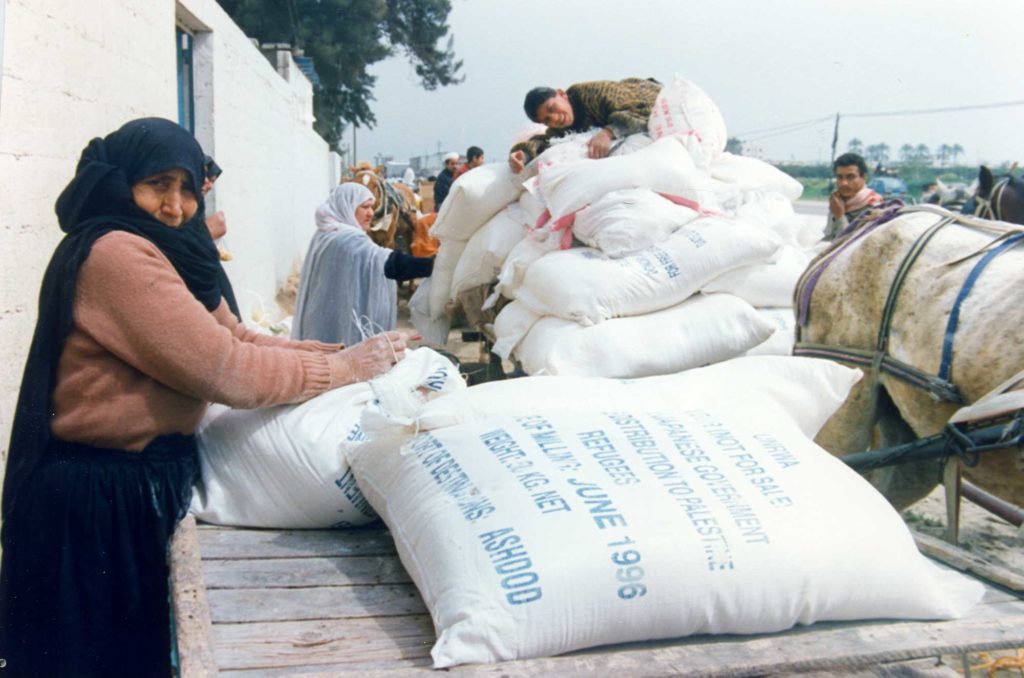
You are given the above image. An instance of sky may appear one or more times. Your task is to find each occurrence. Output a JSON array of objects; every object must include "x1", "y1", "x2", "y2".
[{"x1": 355, "y1": 0, "x2": 1024, "y2": 171}]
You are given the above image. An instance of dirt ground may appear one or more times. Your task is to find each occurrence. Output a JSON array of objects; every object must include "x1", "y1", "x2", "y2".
[{"x1": 904, "y1": 486, "x2": 1023, "y2": 575}]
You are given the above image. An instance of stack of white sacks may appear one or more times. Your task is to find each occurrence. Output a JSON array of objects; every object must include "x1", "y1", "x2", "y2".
[{"x1": 412, "y1": 76, "x2": 825, "y2": 377}]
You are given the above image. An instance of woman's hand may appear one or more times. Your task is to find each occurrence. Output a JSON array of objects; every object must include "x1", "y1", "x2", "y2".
[{"x1": 327, "y1": 331, "x2": 413, "y2": 387}]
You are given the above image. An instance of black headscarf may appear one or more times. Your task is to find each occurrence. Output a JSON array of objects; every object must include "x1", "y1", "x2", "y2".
[
  {"x1": 201, "y1": 153, "x2": 240, "y2": 319},
  {"x1": 204, "y1": 155, "x2": 223, "y2": 181},
  {"x1": 2, "y1": 117, "x2": 234, "y2": 519}
]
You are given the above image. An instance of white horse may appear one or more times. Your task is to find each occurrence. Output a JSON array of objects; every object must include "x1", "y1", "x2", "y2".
[{"x1": 795, "y1": 204, "x2": 1024, "y2": 509}]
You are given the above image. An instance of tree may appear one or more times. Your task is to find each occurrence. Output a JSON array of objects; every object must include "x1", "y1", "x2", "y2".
[
  {"x1": 936, "y1": 144, "x2": 951, "y2": 167},
  {"x1": 866, "y1": 143, "x2": 889, "y2": 166},
  {"x1": 950, "y1": 144, "x2": 965, "y2": 164},
  {"x1": 914, "y1": 143, "x2": 932, "y2": 165},
  {"x1": 847, "y1": 138, "x2": 863, "y2": 155},
  {"x1": 898, "y1": 144, "x2": 915, "y2": 164},
  {"x1": 218, "y1": 0, "x2": 464, "y2": 148},
  {"x1": 725, "y1": 137, "x2": 744, "y2": 155}
]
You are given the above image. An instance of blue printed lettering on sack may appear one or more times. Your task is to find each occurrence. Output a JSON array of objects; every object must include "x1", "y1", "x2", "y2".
[
  {"x1": 478, "y1": 527, "x2": 543, "y2": 605},
  {"x1": 516, "y1": 415, "x2": 581, "y2": 472},
  {"x1": 411, "y1": 434, "x2": 495, "y2": 522},
  {"x1": 649, "y1": 246, "x2": 680, "y2": 279},
  {"x1": 424, "y1": 365, "x2": 453, "y2": 392},
  {"x1": 568, "y1": 478, "x2": 628, "y2": 530},
  {"x1": 345, "y1": 423, "x2": 367, "y2": 442},
  {"x1": 577, "y1": 430, "x2": 640, "y2": 486},
  {"x1": 334, "y1": 468, "x2": 377, "y2": 519}
]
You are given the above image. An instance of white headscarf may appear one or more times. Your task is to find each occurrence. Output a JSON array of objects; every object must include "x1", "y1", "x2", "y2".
[
  {"x1": 315, "y1": 182, "x2": 375, "y2": 232},
  {"x1": 292, "y1": 182, "x2": 396, "y2": 346}
]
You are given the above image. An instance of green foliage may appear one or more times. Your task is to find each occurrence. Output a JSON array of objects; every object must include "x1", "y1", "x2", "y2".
[
  {"x1": 218, "y1": 0, "x2": 463, "y2": 147},
  {"x1": 725, "y1": 137, "x2": 744, "y2": 155},
  {"x1": 780, "y1": 163, "x2": 983, "y2": 201}
]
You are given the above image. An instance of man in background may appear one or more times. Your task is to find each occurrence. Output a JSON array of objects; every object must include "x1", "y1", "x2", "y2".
[
  {"x1": 453, "y1": 146, "x2": 484, "y2": 181},
  {"x1": 826, "y1": 152, "x2": 883, "y2": 239},
  {"x1": 433, "y1": 151, "x2": 459, "y2": 210}
]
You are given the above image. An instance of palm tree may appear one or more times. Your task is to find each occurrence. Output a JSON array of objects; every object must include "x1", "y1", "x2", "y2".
[
  {"x1": 866, "y1": 143, "x2": 890, "y2": 165},
  {"x1": 848, "y1": 138, "x2": 864, "y2": 155},
  {"x1": 914, "y1": 143, "x2": 932, "y2": 165},
  {"x1": 899, "y1": 144, "x2": 915, "y2": 164},
  {"x1": 950, "y1": 144, "x2": 965, "y2": 164},
  {"x1": 936, "y1": 144, "x2": 951, "y2": 166}
]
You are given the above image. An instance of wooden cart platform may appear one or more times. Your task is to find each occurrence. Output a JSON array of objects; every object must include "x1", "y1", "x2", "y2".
[{"x1": 171, "y1": 516, "x2": 1024, "y2": 676}]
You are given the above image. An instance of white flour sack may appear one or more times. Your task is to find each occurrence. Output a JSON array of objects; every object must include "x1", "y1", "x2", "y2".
[
  {"x1": 430, "y1": 163, "x2": 525, "y2": 242},
  {"x1": 515, "y1": 293, "x2": 773, "y2": 378},
  {"x1": 491, "y1": 301, "x2": 542, "y2": 360},
  {"x1": 427, "y1": 239, "x2": 467, "y2": 320},
  {"x1": 389, "y1": 355, "x2": 861, "y2": 440},
  {"x1": 702, "y1": 244, "x2": 813, "y2": 307},
  {"x1": 571, "y1": 188, "x2": 702, "y2": 257},
  {"x1": 711, "y1": 152, "x2": 804, "y2": 202},
  {"x1": 527, "y1": 132, "x2": 656, "y2": 174},
  {"x1": 350, "y1": 408, "x2": 982, "y2": 667},
  {"x1": 647, "y1": 76, "x2": 728, "y2": 167},
  {"x1": 450, "y1": 204, "x2": 530, "y2": 299},
  {"x1": 190, "y1": 348, "x2": 463, "y2": 528},
  {"x1": 409, "y1": 279, "x2": 450, "y2": 346},
  {"x1": 745, "y1": 308, "x2": 796, "y2": 357},
  {"x1": 537, "y1": 135, "x2": 714, "y2": 220},
  {"x1": 491, "y1": 225, "x2": 561, "y2": 302},
  {"x1": 514, "y1": 216, "x2": 781, "y2": 325}
]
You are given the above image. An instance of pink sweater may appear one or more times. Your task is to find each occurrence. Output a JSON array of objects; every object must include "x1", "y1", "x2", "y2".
[{"x1": 50, "y1": 231, "x2": 339, "y2": 451}]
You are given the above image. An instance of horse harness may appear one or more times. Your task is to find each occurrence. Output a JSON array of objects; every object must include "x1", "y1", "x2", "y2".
[
  {"x1": 794, "y1": 204, "x2": 1024, "y2": 406},
  {"x1": 353, "y1": 169, "x2": 407, "y2": 234},
  {"x1": 967, "y1": 176, "x2": 1010, "y2": 221}
]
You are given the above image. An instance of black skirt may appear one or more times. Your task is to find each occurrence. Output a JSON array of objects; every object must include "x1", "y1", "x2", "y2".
[{"x1": 0, "y1": 434, "x2": 198, "y2": 678}]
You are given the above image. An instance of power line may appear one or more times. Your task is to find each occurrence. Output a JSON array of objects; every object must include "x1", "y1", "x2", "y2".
[
  {"x1": 733, "y1": 99, "x2": 1024, "y2": 142},
  {"x1": 843, "y1": 99, "x2": 1024, "y2": 118},
  {"x1": 733, "y1": 115, "x2": 833, "y2": 138}
]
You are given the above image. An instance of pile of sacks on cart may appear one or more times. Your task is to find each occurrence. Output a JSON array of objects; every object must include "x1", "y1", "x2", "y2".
[
  {"x1": 411, "y1": 77, "x2": 823, "y2": 377},
  {"x1": 186, "y1": 79, "x2": 985, "y2": 669}
]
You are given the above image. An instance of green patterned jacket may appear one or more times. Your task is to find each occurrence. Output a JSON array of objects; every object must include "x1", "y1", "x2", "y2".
[{"x1": 511, "y1": 78, "x2": 662, "y2": 163}]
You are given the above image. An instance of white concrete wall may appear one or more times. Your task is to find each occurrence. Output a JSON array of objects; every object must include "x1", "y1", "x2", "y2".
[{"x1": 0, "y1": 0, "x2": 337, "y2": 476}]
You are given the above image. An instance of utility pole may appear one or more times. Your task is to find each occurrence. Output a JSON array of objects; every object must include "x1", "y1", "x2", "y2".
[{"x1": 828, "y1": 112, "x2": 840, "y2": 192}]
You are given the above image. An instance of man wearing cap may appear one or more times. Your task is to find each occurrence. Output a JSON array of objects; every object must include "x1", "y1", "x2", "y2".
[{"x1": 433, "y1": 152, "x2": 460, "y2": 210}]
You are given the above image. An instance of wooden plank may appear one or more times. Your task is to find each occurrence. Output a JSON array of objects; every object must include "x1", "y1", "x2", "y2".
[
  {"x1": 170, "y1": 515, "x2": 219, "y2": 677},
  {"x1": 207, "y1": 584, "x2": 427, "y2": 623},
  {"x1": 210, "y1": 616, "x2": 434, "y2": 671},
  {"x1": 915, "y1": 531, "x2": 1024, "y2": 593},
  {"x1": 213, "y1": 613, "x2": 1024, "y2": 677},
  {"x1": 195, "y1": 524, "x2": 396, "y2": 559},
  {"x1": 203, "y1": 555, "x2": 411, "y2": 589}
]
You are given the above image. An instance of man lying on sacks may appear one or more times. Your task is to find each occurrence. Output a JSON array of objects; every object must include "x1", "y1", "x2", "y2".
[{"x1": 508, "y1": 77, "x2": 661, "y2": 172}]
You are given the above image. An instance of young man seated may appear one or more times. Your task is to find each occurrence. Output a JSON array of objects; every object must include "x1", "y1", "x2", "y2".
[
  {"x1": 507, "y1": 77, "x2": 661, "y2": 173},
  {"x1": 826, "y1": 152, "x2": 884, "y2": 239}
]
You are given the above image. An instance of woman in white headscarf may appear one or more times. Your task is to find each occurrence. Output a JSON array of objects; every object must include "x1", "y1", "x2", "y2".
[{"x1": 293, "y1": 183, "x2": 434, "y2": 346}]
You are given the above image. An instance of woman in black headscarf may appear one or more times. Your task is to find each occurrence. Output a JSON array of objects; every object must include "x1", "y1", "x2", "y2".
[{"x1": 0, "y1": 118, "x2": 410, "y2": 677}]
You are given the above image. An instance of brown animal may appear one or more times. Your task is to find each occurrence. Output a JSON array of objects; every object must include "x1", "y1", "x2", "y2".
[
  {"x1": 795, "y1": 204, "x2": 1024, "y2": 510},
  {"x1": 343, "y1": 162, "x2": 417, "y2": 250}
]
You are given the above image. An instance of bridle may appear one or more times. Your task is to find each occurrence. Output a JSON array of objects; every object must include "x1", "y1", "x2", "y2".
[
  {"x1": 353, "y1": 169, "x2": 393, "y2": 233},
  {"x1": 968, "y1": 177, "x2": 1010, "y2": 221}
]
